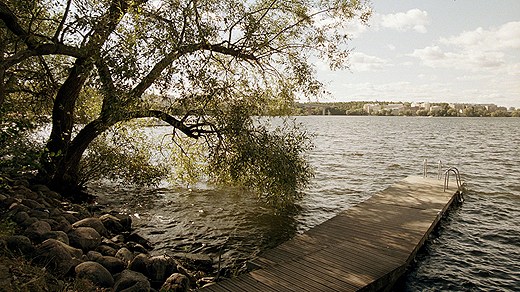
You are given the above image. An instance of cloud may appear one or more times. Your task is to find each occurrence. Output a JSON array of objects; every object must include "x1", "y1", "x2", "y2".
[
  {"x1": 410, "y1": 46, "x2": 506, "y2": 70},
  {"x1": 349, "y1": 52, "x2": 390, "y2": 72},
  {"x1": 410, "y1": 22, "x2": 520, "y2": 71},
  {"x1": 379, "y1": 9, "x2": 429, "y2": 33},
  {"x1": 440, "y1": 21, "x2": 520, "y2": 50}
]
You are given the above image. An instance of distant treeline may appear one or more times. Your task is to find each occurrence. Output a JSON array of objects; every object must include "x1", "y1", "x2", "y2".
[{"x1": 288, "y1": 101, "x2": 520, "y2": 117}]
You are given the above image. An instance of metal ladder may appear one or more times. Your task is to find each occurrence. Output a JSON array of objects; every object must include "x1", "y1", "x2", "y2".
[{"x1": 423, "y1": 159, "x2": 465, "y2": 202}]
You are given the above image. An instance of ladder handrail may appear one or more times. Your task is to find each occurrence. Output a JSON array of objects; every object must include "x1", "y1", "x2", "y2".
[{"x1": 443, "y1": 167, "x2": 462, "y2": 192}]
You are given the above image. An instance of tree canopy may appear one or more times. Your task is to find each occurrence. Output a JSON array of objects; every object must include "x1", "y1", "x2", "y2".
[{"x1": 0, "y1": 0, "x2": 371, "y2": 206}]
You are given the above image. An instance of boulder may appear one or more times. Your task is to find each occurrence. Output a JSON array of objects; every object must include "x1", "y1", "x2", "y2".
[
  {"x1": 27, "y1": 209, "x2": 50, "y2": 219},
  {"x1": 160, "y1": 273, "x2": 189, "y2": 292},
  {"x1": 1, "y1": 194, "x2": 16, "y2": 206},
  {"x1": 9, "y1": 202, "x2": 30, "y2": 213},
  {"x1": 21, "y1": 198, "x2": 44, "y2": 209},
  {"x1": 41, "y1": 230, "x2": 69, "y2": 245},
  {"x1": 173, "y1": 253, "x2": 213, "y2": 272},
  {"x1": 100, "y1": 255, "x2": 126, "y2": 274},
  {"x1": 115, "y1": 247, "x2": 134, "y2": 265},
  {"x1": 113, "y1": 270, "x2": 151, "y2": 292},
  {"x1": 62, "y1": 212, "x2": 79, "y2": 224},
  {"x1": 41, "y1": 189, "x2": 62, "y2": 201},
  {"x1": 112, "y1": 234, "x2": 126, "y2": 243},
  {"x1": 68, "y1": 227, "x2": 102, "y2": 251},
  {"x1": 99, "y1": 214, "x2": 125, "y2": 234},
  {"x1": 56, "y1": 218, "x2": 74, "y2": 233},
  {"x1": 101, "y1": 237, "x2": 123, "y2": 250},
  {"x1": 73, "y1": 217, "x2": 109, "y2": 237},
  {"x1": 128, "y1": 253, "x2": 149, "y2": 275},
  {"x1": 87, "y1": 251, "x2": 125, "y2": 274},
  {"x1": 13, "y1": 185, "x2": 38, "y2": 200},
  {"x1": 41, "y1": 218, "x2": 58, "y2": 229},
  {"x1": 58, "y1": 240, "x2": 83, "y2": 259},
  {"x1": 5, "y1": 235, "x2": 35, "y2": 257},
  {"x1": 97, "y1": 244, "x2": 118, "y2": 257},
  {"x1": 70, "y1": 205, "x2": 91, "y2": 220},
  {"x1": 75, "y1": 261, "x2": 114, "y2": 288},
  {"x1": 12, "y1": 210, "x2": 30, "y2": 224},
  {"x1": 20, "y1": 217, "x2": 39, "y2": 228},
  {"x1": 127, "y1": 233, "x2": 153, "y2": 250},
  {"x1": 36, "y1": 197, "x2": 53, "y2": 208},
  {"x1": 87, "y1": 250, "x2": 103, "y2": 260},
  {"x1": 34, "y1": 239, "x2": 74, "y2": 276},
  {"x1": 29, "y1": 184, "x2": 52, "y2": 194},
  {"x1": 44, "y1": 216, "x2": 72, "y2": 233},
  {"x1": 110, "y1": 212, "x2": 132, "y2": 232},
  {"x1": 12, "y1": 179, "x2": 30, "y2": 188},
  {"x1": 24, "y1": 220, "x2": 52, "y2": 243},
  {"x1": 126, "y1": 242, "x2": 149, "y2": 254},
  {"x1": 147, "y1": 255, "x2": 178, "y2": 288}
]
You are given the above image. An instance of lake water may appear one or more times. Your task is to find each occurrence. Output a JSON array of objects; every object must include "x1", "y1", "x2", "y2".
[{"x1": 93, "y1": 116, "x2": 520, "y2": 291}]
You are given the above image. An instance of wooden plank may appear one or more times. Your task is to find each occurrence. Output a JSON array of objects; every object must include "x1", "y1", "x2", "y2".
[
  {"x1": 249, "y1": 266, "x2": 314, "y2": 292},
  {"x1": 250, "y1": 268, "x2": 312, "y2": 292},
  {"x1": 265, "y1": 264, "x2": 341, "y2": 292},
  {"x1": 200, "y1": 176, "x2": 461, "y2": 291},
  {"x1": 289, "y1": 258, "x2": 360, "y2": 290},
  {"x1": 199, "y1": 284, "x2": 227, "y2": 292},
  {"x1": 232, "y1": 274, "x2": 278, "y2": 292}
]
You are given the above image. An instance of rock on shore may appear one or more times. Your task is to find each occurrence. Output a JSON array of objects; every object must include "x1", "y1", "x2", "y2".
[{"x1": 0, "y1": 175, "x2": 219, "y2": 291}]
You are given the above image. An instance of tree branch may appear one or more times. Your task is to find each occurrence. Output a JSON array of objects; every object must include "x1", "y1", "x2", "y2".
[
  {"x1": 131, "y1": 42, "x2": 257, "y2": 98},
  {"x1": 52, "y1": 0, "x2": 73, "y2": 42},
  {"x1": 95, "y1": 57, "x2": 117, "y2": 100},
  {"x1": 1, "y1": 43, "x2": 83, "y2": 69},
  {"x1": 0, "y1": 1, "x2": 38, "y2": 48},
  {"x1": 125, "y1": 109, "x2": 216, "y2": 139}
]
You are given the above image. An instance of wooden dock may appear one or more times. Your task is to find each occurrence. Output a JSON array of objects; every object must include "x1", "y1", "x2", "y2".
[{"x1": 201, "y1": 176, "x2": 463, "y2": 291}]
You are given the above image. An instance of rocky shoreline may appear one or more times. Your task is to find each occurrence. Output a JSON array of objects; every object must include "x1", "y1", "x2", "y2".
[{"x1": 0, "y1": 174, "x2": 223, "y2": 291}]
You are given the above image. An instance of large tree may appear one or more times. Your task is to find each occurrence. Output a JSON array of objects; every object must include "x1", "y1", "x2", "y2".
[{"x1": 0, "y1": 0, "x2": 371, "y2": 205}]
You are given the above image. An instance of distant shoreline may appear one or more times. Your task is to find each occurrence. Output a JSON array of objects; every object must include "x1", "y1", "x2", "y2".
[{"x1": 291, "y1": 101, "x2": 519, "y2": 117}]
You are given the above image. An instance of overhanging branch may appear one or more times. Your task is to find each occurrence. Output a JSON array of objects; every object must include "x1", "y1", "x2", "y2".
[{"x1": 125, "y1": 109, "x2": 216, "y2": 139}]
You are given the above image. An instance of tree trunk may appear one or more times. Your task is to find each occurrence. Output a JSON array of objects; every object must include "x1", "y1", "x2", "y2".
[
  {"x1": 40, "y1": 58, "x2": 92, "y2": 181},
  {"x1": 49, "y1": 118, "x2": 109, "y2": 193}
]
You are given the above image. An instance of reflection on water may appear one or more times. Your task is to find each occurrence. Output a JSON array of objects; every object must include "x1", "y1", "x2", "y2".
[{"x1": 93, "y1": 116, "x2": 520, "y2": 291}]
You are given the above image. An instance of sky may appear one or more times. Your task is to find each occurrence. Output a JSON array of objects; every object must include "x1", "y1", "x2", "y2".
[{"x1": 315, "y1": 0, "x2": 520, "y2": 108}]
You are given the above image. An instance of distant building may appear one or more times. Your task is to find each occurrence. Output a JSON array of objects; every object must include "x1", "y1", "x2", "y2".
[
  {"x1": 484, "y1": 104, "x2": 498, "y2": 112},
  {"x1": 430, "y1": 105, "x2": 442, "y2": 113},
  {"x1": 363, "y1": 104, "x2": 381, "y2": 114},
  {"x1": 421, "y1": 102, "x2": 431, "y2": 112},
  {"x1": 384, "y1": 104, "x2": 405, "y2": 115},
  {"x1": 449, "y1": 103, "x2": 465, "y2": 110}
]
